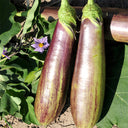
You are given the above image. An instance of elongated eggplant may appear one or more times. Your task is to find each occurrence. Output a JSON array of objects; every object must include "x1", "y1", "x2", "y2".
[
  {"x1": 70, "y1": 0, "x2": 105, "y2": 128},
  {"x1": 110, "y1": 12, "x2": 128, "y2": 42},
  {"x1": 34, "y1": 0, "x2": 76, "y2": 126}
]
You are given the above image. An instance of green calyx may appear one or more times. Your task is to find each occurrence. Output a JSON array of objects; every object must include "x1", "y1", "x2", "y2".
[
  {"x1": 82, "y1": 0, "x2": 103, "y2": 25},
  {"x1": 58, "y1": 0, "x2": 76, "y2": 30}
]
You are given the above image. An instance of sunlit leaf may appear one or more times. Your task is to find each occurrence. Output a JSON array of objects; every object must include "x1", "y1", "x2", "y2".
[
  {"x1": 0, "y1": 0, "x2": 21, "y2": 55},
  {"x1": 25, "y1": 70, "x2": 37, "y2": 84},
  {"x1": 4, "y1": 54, "x2": 38, "y2": 80},
  {"x1": 44, "y1": 20, "x2": 57, "y2": 39},
  {"x1": 37, "y1": 16, "x2": 57, "y2": 39},
  {"x1": 0, "y1": 82, "x2": 6, "y2": 97},
  {"x1": 23, "y1": 0, "x2": 40, "y2": 34},
  {"x1": 0, "y1": 93, "x2": 20, "y2": 115},
  {"x1": 25, "y1": 68, "x2": 41, "y2": 84},
  {"x1": 31, "y1": 79, "x2": 39, "y2": 94},
  {"x1": 25, "y1": 96, "x2": 40, "y2": 125},
  {"x1": 96, "y1": 42, "x2": 128, "y2": 127}
]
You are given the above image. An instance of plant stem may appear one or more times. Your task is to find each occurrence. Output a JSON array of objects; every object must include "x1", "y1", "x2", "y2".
[
  {"x1": 58, "y1": 0, "x2": 76, "y2": 29},
  {"x1": 0, "y1": 52, "x2": 18, "y2": 63},
  {"x1": 3, "y1": 116, "x2": 13, "y2": 128},
  {"x1": 61, "y1": 0, "x2": 69, "y2": 6},
  {"x1": 87, "y1": 0, "x2": 94, "y2": 5}
]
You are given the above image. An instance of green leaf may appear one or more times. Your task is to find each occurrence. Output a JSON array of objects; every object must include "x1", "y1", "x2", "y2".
[
  {"x1": 25, "y1": 69, "x2": 41, "y2": 94},
  {"x1": 0, "y1": 47, "x2": 3, "y2": 57},
  {"x1": 29, "y1": 50, "x2": 47, "y2": 63},
  {"x1": 25, "y1": 70, "x2": 37, "y2": 84},
  {"x1": 25, "y1": 96, "x2": 40, "y2": 125},
  {"x1": 23, "y1": 0, "x2": 40, "y2": 34},
  {"x1": 0, "y1": 74, "x2": 9, "y2": 82},
  {"x1": 37, "y1": 16, "x2": 57, "y2": 39},
  {"x1": 25, "y1": 68, "x2": 41, "y2": 84},
  {"x1": 96, "y1": 42, "x2": 128, "y2": 127},
  {"x1": 16, "y1": 11, "x2": 28, "y2": 17},
  {"x1": 4, "y1": 54, "x2": 38, "y2": 80},
  {"x1": 0, "y1": 64, "x2": 23, "y2": 72},
  {"x1": 0, "y1": 0, "x2": 21, "y2": 55},
  {"x1": 0, "y1": 82, "x2": 7, "y2": 97},
  {"x1": 0, "y1": 93, "x2": 20, "y2": 115},
  {"x1": 44, "y1": 20, "x2": 57, "y2": 39},
  {"x1": 6, "y1": 82, "x2": 29, "y2": 97},
  {"x1": 31, "y1": 79, "x2": 39, "y2": 94},
  {"x1": 31, "y1": 69, "x2": 41, "y2": 94}
]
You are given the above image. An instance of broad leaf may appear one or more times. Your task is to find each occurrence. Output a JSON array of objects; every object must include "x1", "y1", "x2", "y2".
[
  {"x1": 0, "y1": 82, "x2": 7, "y2": 97},
  {"x1": 25, "y1": 69, "x2": 41, "y2": 84},
  {"x1": 44, "y1": 20, "x2": 57, "y2": 39},
  {"x1": 23, "y1": 0, "x2": 40, "y2": 34},
  {"x1": 4, "y1": 54, "x2": 38, "y2": 80},
  {"x1": 25, "y1": 96, "x2": 40, "y2": 125},
  {"x1": 31, "y1": 79, "x2": 39, "y2": 94},
  {"x1": 37, "y1": 16, "x2": 57, "y2": 39},
  {"x1": 96, "y1": 41, "x2": 128, "y2": 127},
  {"x1": 0, "y1": 93, "x2": 20, "y2": 115},
  {"x1": 0, "y1": 0, "x2": 21, "y2": 55}
]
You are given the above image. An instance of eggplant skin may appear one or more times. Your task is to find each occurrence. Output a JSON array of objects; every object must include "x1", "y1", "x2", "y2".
[
  {"x1": 70, "y1": 19, "x2": 105, "y2": 128},
  {"x1": 34, "y1": 20, "x2": 75, "y2": 126},
  {"x1": 111, "y1": 13, "x2": 128, "y2": 43}
]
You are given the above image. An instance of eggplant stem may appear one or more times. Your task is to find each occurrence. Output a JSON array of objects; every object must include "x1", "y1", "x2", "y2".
[
  {"x1": 58, "y1": 0, "x2": 76, "y2": 30},
  {"x1": 87, "y1": 0, "x2": 94, "y2": 5},
  {"x1": 61, "y1": 0, "x2": 69, "y2": 6}
]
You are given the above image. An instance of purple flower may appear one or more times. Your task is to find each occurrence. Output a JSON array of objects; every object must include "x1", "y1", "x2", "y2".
[
  {"x1": 31, "y1": 36, "x2": 50, "y2": 53},
  {"x1": 2, "y1": 48, "x2": 10, "y2": 59}
]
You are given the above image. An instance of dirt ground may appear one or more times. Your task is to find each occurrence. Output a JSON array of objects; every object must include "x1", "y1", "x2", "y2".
[{"x1": 0, "y1": 107, "x2": 77, "y2": 128}]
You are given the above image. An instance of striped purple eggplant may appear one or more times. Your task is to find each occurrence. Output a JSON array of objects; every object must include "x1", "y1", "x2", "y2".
[
  {"x1": 70, "y1": 0, "x2": 105, "y2": 128},
  {"x1": 34, "y1": 0, "x2": 76, "y2": 126},
  {"x1": 110, "y1": 12, "x2": 128, "y2": 43}
]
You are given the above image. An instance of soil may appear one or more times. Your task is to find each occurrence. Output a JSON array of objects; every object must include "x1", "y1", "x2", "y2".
[{"x1": 0, "y1": 107, "x2": 77, "y2": 128}]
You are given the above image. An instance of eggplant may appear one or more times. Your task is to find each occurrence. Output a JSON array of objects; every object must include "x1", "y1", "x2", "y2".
[
  {"x1": 34, "y1": 0, "x2": 76, "y2": 126},
  {"x1": 41, "y1": 7, "x2": 128, "y2": 43},
  {"x1": 110, "y1": 12, "x2": 128, "y2": 43},
  {"x1": 70, "y1": 0, "x2": 105, "y2": 128}
]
